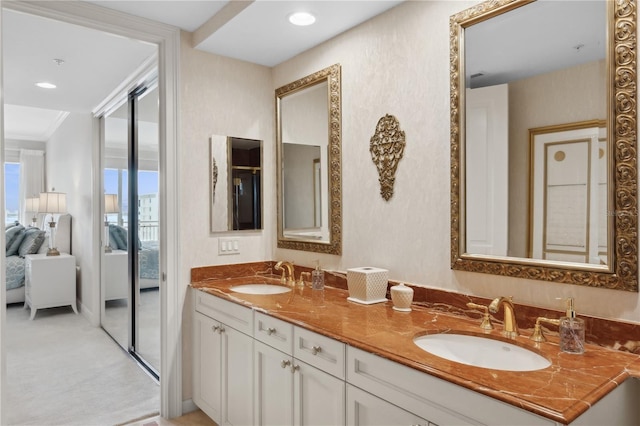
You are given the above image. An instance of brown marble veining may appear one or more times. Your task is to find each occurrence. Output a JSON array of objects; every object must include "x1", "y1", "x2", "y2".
[{"x1": 190, "y1": 263, "x2": 640, "y2": 424}]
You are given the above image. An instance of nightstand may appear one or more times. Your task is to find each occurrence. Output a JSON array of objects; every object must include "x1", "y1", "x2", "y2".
[
  {"x1": 104, "y1": 250, "x2": 128, "y2": 301},
  {"x1": 24, "y1": 253, "x2": 77, "y2": 320}
]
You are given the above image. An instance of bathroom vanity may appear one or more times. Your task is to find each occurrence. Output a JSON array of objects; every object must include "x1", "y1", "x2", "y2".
[{"x1": 191, "y1": 268, "x2": 640, "y2": 426}]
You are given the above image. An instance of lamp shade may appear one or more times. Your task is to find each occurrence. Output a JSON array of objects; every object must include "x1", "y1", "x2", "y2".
[
  {"x1": 38, "y1": 192, "x2": 67, "y2": 214},
  {"x1": 104, "y1": 194, "x2": 119, "y2": 214},
  {"x1": 25, "y1": 197, "x2": 39, "y2": 213}
]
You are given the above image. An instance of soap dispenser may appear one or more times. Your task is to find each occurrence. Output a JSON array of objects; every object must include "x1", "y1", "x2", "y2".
[
  {"x1": 559, "y1": 298, "x2": 585, "y2": 354},
  {"x1": 312, "y1": 260, "x2": 324, "y2": 291}
]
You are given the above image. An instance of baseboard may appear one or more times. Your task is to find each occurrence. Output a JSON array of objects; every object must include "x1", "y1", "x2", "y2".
[
  {"x1": 77, "y1": 299, "x2": 96, "y2": 326},
  {"x1": 182, "y1": 399, "x2": 198, "y2": 414}
]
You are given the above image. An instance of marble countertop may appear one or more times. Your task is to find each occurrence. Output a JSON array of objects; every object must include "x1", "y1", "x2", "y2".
[{"x1": 191, "y1": 275, "x2": 640, "y2": 424}]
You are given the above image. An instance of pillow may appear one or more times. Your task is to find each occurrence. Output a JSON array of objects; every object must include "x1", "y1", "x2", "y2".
[
  {"x1": 6, "y1": 225, "x2": 25, "y2": 256},
  {"x1": 109, "y1": 224, "x2": 128, "y2": 250},
  {"x1": 18, "y1": 228, "x2": 46, "y2": 257},
  {"x1": 37, "y1": 236, "x2": 49, "y2": 254}
]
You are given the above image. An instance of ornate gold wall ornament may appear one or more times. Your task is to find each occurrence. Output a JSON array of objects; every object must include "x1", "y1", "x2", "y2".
[
  {"x1": 450, "y1": 0, "x2": 638, "y2": 291},
  {"x1": 370, "y1": 114, "x2": 406, "y2": 201}
]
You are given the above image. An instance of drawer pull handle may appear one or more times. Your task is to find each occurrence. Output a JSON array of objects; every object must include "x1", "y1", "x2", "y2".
[
  {"x1": 311, "y1": 345, "x2": 322, "y2": 355},
  {"x1": 267, "y1": 327, "x2": 276, "y2": 335},
  {"x1": 291, "y1": 364, "x2": 300, "y2": 373},
  {"x1": 280, "y1": 359, "x2": 291, "y2": 369}
]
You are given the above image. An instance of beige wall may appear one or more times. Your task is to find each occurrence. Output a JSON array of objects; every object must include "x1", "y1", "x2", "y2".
[
  {"x1": 508, "y1": 60, "x2": 606, "y2": 257},
  {"x1": 178, "y1": 31, "x2": 274, "y2": 400},
  {"x1": 46, "y1": 112, "x2": 95, "y2": 318},
  {"x1": 272, "y1": 1, "x2": 640, "y2": 320},
  {"x1": 179, "y1": 0, "x2": 640, "y2": 405}
]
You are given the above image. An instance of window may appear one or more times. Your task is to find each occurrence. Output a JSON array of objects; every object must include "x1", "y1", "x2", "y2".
[{"x1": 5, "y1": 163, "x2": 20, "y2": 225}]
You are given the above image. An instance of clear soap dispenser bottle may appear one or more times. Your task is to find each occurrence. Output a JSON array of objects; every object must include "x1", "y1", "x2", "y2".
[
  {"x1": 559, "y1": 298, "x2": 585, "y2": 354},
  {"x1": 312, "y1": 260, "x2": 324, "y2": 291}
]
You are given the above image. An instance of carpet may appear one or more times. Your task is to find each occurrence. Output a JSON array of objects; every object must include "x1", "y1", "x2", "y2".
[{"x1": 5, "y1": 303, "x2": 160, "y2": 425}]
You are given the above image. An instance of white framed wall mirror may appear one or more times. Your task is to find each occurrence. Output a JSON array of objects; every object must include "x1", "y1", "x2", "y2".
[
  {"x1": 450, "y1": 0, "x2": 638, "y2": 291},
  {"x1": 276, "y1": 64, "x2": 342, "y2": 255},
  {"x1": 210, "y1": 135, "x2": 263, "y2": 232}
]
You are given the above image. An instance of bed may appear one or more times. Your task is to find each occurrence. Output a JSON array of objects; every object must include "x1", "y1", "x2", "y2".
[{"x1": 6, "y1": 213, "x2": 72, "y2": 304}]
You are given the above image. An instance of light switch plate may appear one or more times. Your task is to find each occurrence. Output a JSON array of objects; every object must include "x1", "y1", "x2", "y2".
[{"x1": 218, "y1": 238, "x2": 240, "y2": 255}]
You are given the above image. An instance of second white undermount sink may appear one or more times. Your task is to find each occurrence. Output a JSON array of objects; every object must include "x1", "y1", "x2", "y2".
[
  {"x1": 413, "y1": 333, "x2": 551, "y2": 372},
  {"x1": 229, "y1": 284, "x2": 291, "y2": 295}
]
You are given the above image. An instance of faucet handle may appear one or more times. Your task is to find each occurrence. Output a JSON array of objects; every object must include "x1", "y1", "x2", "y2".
[
  {"x1": 466, "y1": 302, "x2": 493, "y2": 330},
  {"x1": 298, "y1": 272, "x2": 311, "y2": 287},
  {"x1": 530, "y1": 317, "x2": 561, "y2": 342}
]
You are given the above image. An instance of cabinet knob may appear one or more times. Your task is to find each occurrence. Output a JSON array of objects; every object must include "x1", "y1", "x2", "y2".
[
  {"x1": 267, "y1": 327, "x2": 276, "y2": 335},
  {"x1": 280, "y1": 359, "x2": 291, "y2": 369},
  {"x1": 211, "y1": 325, "x2": 220, "y2": 332},
  {"x1": 218, "y1": 326, "x2": 225, "y2": 334},
  {"x1": 311, "y1": 345, "x2": 322, "y2": 355},
  {"x1": 291, "y1": 364, "x2": 300, "y2": 373}
]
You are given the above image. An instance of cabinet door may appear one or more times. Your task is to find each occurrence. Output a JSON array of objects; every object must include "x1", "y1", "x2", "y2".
[
  {"x1": 193, "y1": 312, "x2": 223, "y2": 423},
  {"x1": 254, "y1": 340, "x2": 293, "y2": 426},
  {"x1": 221, "y1": 324, "x2": 254, "y2": 426},
  {"x1": 294, "y1": 360, "x2": 346, "y2": 426},
  {"x1": 347, "y1": 385, "x2": 426, "y2": 426}
]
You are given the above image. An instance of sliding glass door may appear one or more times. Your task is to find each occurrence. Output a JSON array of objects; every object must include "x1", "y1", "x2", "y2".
[{"x1": 100, "y1": 83, "x2": 160, "y2": 376}]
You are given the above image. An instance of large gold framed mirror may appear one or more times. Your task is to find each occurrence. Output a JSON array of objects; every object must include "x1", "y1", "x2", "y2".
[
  {"x1": 276, "y1": 64, "x2": 342, "y2": 255},
  {"x1": 450, "y1": 0, "x2": 637, "y2": 291}
]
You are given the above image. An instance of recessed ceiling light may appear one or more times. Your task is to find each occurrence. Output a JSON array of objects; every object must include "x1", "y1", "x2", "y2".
[
  {"x1": 36, "y1": 82, "x2": 57, "y2": 89},
  {"x1": 288, "y1": 12, "x2": 316, "y2": 26}
]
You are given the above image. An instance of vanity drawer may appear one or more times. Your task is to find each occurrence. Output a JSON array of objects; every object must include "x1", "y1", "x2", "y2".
[
  {"x1": 294, "y1": 326, "x2": 345, "y2": 379},
  {"x1": 346, "y1": 346, "x2": 553, "y2": 426},
  {"x1": 254, "y1": 311, "x2": 293, "y2": 354},
  {"x1": 194, "y1": 290, "x2": 253, "y2": 335}
]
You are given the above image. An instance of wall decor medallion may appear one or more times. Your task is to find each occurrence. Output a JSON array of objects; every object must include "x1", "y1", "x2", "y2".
[{"x1": 370, "y1": 114, "x2": 406, "y2": 201}]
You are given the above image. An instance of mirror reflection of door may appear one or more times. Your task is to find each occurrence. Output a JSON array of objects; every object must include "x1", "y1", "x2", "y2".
[
  {"x1": 465, "y1": 85, "x2": 509, "y2": 256},
  {"x1": 100, "y1": 82, "x2": 160, "y2": 377},
  {"x1": 229, "y1": 137, "x2": 261, "y2": 231},
  {"x1": 529, "y1": 122, "x2": 607, "y2": 265},
  {"x1": 282, "y1": 143, "x2": 322, "y2": 239}
]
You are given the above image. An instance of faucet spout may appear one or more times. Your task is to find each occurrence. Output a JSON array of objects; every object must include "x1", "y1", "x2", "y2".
[
  {"x1": 488, "y1": 296, "x2": 519, "y2": 338},
  {"x1": 274, "y1": 261, "x2": 295, "y2": 286}
]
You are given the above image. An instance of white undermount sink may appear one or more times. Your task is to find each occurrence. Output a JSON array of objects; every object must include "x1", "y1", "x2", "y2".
[
  {"x1": 229, "y1": 284, "x2": 292, "y2": 295},
  {"x1": 413, "y1": 333, "x2": 551, "y2": 372}
]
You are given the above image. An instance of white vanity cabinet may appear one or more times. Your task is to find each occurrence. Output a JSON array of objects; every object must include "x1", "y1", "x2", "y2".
[
  {"x1": 253, "y1": 312, "x2": 346, "y2": 426},
  {"x1": 347, "y1": 384, "x2": 428, "y2": 426},
  {"x1": 346, "y1": 346, "x2": 555, "y2": 426},
  {"x1": 193, "y1": 291, "x2": 254, "y2": 426}
]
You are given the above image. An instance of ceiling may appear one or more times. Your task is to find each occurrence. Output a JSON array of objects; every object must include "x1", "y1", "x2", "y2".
[
  {"x1": 466, "y1": 1, "x2": 605, "y2": 88},
  {"x1": 3, "y1": 0, "x2": 403, "y2": 142}
]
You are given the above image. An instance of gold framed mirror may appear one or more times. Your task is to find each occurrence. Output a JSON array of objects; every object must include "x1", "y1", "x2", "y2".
[
  {"x1": 276, "y1": 64, "x2": 342, "y2": 255},
  {"x1": 450, "y1": 0, "x2": 637, "y2": 291}
]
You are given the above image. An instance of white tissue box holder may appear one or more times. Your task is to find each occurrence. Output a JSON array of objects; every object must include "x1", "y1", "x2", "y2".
[{"x1": 346, "y1": 267, "x2": 389, "y2": 305}]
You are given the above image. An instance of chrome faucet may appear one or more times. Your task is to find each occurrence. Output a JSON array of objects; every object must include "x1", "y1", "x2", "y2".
[
  {"x1": 274, "y1": 260, "x2": 295, "y2": 286},
  {"x1": 488, "y1": 296, "x2": 519, "y2": 338}
]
